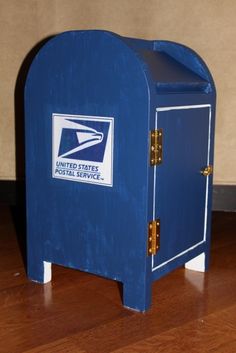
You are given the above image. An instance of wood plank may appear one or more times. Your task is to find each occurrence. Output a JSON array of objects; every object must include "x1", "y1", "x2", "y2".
[
  {"x1": 0, "y1": 207, "x2": 235, "y2": 353},
  {"x1": 111, "y1": 304, "x2": 236, "y2": 353}
]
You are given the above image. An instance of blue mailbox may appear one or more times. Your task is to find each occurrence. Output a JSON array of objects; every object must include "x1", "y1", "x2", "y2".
[{"x1": 25, "y1": 30, "x2": 216, "y2": 311}]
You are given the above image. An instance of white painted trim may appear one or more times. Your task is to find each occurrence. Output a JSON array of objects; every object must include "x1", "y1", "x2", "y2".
[
  {"x1": 153, "y1": 241, "x2": 205, "y2": 270},
  {"x1": 152, "y1": 110, "x2": 158, "y2": 220},
  {"x1": 152, "y1": 104, "x2": 211, "y2": 272},
  {"x1": 43, "y1": 261, "x2": 52, "y2": 283},
  {"x1": 155, "y1": 104, "x2": 211, "y2": 112},
  {"x1": 203, "y1": 106, "x2": 212, "y2": 242}
]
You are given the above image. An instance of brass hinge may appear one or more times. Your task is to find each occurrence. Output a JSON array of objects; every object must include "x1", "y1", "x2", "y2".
[
  {"x1": 150, "y1": 129, "x2": 163, "y2": 166},
  {"x1": 148, "y1": 219, "x2": 160, "y2": 256}
]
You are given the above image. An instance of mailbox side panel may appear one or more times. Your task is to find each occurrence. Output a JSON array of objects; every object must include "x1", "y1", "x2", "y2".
[
  {"x1": 25, "y1": 31, "x2": 152, "y2": 311},
  {"x1": 142, "y1": 40, "x2": 216, "y2": 282}
]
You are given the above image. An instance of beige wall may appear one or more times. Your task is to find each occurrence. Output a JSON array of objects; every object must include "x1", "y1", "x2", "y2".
[{"x1": 0, "y1": 0, "x2": 235, "y2": 184}]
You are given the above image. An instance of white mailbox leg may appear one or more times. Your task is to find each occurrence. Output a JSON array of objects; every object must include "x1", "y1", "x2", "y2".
[
  {"x1": 43, "y1": 261, "x2": 52, "y2": 283},
  {"x1": 185, "y1": 253, "x2": 206, "y2": 272}
]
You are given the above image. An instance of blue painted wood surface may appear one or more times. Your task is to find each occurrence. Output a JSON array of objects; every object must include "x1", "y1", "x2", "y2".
[
  {"x1": 153, "y1": 106, "x2": 211, "y2": 272},
  {"x1": 25, "y1": 30, "x2": 216, "y2": 312}
]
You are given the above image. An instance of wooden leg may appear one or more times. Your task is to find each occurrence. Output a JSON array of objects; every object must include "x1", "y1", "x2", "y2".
[
  {"x1": 123, "y1": 278, "x2": 151, "y2": 312},
  {"x1": 185, "y1": 252, "x2": 207, "y2": 272},
  {"x1": 28, "y1": 258, "x2": 52, "y2": 284},
  {"x1": 27, "y1": 218, "x2": 52, "y2": 284}
]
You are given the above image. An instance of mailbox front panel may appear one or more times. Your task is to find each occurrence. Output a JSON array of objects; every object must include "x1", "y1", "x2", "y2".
[
  {"x1": 25, "y1": 31, "x2": 150, "y2": 289},
  {"x1": 152, "y1": 105, "x2": 212, "y2": 271}
]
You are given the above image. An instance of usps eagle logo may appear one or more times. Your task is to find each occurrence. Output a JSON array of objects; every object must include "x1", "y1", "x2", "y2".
[
  {"x1": 57, "y1": 118, "x2": 110, "y2": 162},
  {"x1": 52, "y1": 114, "x2": 114, "y2": 186}
]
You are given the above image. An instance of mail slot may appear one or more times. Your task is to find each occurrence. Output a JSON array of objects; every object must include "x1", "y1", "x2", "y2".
[{"x1": 25, "y1": 30, "x2": 216, "y2": 311}]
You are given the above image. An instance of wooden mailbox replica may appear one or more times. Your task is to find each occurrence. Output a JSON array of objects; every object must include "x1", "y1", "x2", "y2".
[{"x1": 25, "y1": 30, "x2": 216, "y2": 311}]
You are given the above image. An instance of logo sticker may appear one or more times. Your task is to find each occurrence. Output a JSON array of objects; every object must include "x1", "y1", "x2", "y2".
[{"x1": 52, "y1": 114, "x2": 114, "y2": 186}]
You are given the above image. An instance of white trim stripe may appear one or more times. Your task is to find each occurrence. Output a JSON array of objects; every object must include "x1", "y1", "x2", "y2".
[{"x1": 155, "y1": 104, "x2": 211, "y2": 112}]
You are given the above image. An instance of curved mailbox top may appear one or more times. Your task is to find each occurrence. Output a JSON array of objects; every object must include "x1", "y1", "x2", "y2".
[{"x1": 26, "y1": 30, "x2": 215, "y2": 98}]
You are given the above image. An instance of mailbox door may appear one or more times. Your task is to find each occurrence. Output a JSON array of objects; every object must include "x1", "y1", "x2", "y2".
[{"x1": 152, "y1": 104, "x2": 212, "y2": 271}]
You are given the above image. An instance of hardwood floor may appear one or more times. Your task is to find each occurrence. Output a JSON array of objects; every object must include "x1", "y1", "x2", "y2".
[{"x1": 0, "y1": 205, "x2": 235, "y2": 353}]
